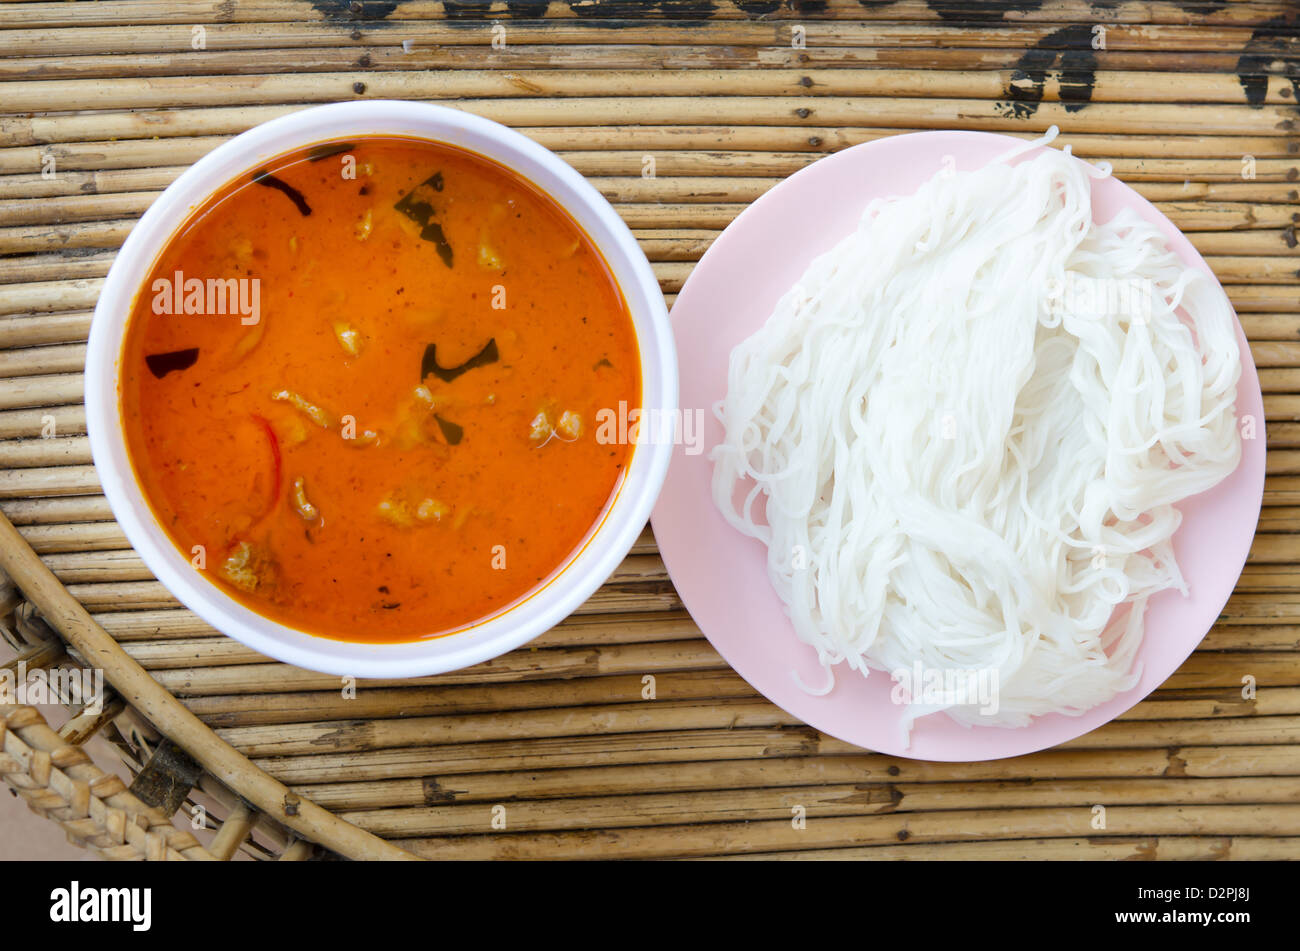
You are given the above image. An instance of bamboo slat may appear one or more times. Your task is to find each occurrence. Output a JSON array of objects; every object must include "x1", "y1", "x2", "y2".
[
  {"x1": 3, "y1": 98, "x2": 1295, "y2": 150},
  {"x1": 8, "y1": 155, "x2": 1300, "y2": 204},
  {"x1": 338, "y1": 776, "x2": 1300, "y2": 838},
  {"x1": 1, "y1": 1, "x2": 1298, "y2": 862},
  {"x1": 4, "y1": 128, "x2": 1297, "y2": 181},
  {"x1": 252, "y1": 729, "x2": 1300, "y2": 788},
  {"x1": 6, "y1": 69, "x2": 1298, "y2": 115},
  {"x1": 5, "y1": 46, "x2": 1299, "y2": 84},
  {"x1": 710, "y1": 837, "x2": 1299, "y2": 860},
  {"x1": 291, "y1": 745, "x2": 1300, "y2": 811},
  {"x1": 178, "y1": 678, "x2": 1300, "y2": 732},
  {"x1": 5, "y1": 0, "x2": 1297, "y2": 28},
  {"x1": 392, "y1": 805, "x2": 1300, "y2": 860}
]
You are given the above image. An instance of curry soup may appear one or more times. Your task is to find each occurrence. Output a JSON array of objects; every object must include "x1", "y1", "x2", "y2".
[{"x1": 121, "y1": 136, "x2": 641, "y2": 643}]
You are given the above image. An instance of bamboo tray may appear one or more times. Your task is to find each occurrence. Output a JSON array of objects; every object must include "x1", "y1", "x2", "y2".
[{"x1": 1, "y1": 0, "x2": 1299, "y2": 861}]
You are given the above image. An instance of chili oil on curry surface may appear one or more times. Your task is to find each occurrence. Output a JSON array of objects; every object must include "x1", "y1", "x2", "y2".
[{"x1": 120, "y1": 137, "x2": 641, "y2": 644}]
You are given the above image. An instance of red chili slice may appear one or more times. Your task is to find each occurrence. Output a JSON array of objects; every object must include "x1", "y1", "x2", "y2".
[{"x1": 250, "y1": 413, "x2": 281, "y2": 519}]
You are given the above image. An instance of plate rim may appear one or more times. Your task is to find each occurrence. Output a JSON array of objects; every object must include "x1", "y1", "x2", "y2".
[{"x1": 653, "y1": 128, "x2": 1266, "y2": 762}]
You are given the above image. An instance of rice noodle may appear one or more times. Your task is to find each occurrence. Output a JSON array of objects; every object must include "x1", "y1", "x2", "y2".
[{"x1": 709, "y1": 127, "x2": 1243, "y2": 741}]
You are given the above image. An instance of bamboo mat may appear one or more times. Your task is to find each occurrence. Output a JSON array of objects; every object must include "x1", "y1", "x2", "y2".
[{"x1": 2, "y1": 0, "x2": 1299, "y2": 860}]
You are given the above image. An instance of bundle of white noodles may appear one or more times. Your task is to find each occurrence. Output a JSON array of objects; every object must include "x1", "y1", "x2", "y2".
[{"x1": 710, "y1": 127, "x2": 1242, "y2": 741}]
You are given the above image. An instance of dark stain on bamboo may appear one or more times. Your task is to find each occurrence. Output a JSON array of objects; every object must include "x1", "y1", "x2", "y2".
[
  {"x1": 843, "y1": 781, "x2": 903, "y2": 811},
  {"x1": 310, "y1": 0, "x2": 399, "y2": 19},
  {"x1": 764, "y1": 724, "x2": 820, "y2": 756},
  {"x1": 1236, "y1": 17, "x2": 1300, "y2": 108},
  {"x1": 924, "y1": 0, "x2": 1041, "y2": 22},
  {"x1": 422, "y1": 776, "x2": 459, "y2": 803},
  {"x1": 312, "y1": 720, "x2": 373, "y2": 749},
  {"x1": 998, "y1": 23, "x2": 1097, "y2": 119},
  {"x1": 1126, "y1": 837, "x2": 1158, "y2": 859},
  {"x1": 443, "y1": 0, "x2": 550, "y2": 18},
  {"x1": 564, "y1": 2, "x2": 721, "y2": 24}
]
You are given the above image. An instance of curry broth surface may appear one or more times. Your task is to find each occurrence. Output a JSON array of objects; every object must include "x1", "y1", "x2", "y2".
[{"x1": 121, "y1": 137, "x2": 640, "y2": 643}]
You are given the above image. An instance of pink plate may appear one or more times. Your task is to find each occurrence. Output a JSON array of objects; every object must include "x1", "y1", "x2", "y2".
[{"x1": 652, "y1": 130, "x2": 1266, "y2": 762}]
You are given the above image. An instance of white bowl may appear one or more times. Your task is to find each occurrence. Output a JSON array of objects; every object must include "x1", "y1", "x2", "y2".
[{"x1": 85, "y1": 100, "x2": 677, "y2": 679}]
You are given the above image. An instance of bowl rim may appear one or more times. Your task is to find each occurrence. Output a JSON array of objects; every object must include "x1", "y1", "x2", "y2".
[{"x1": 85, "y1": 99, "x2": 678, "y2": 678}]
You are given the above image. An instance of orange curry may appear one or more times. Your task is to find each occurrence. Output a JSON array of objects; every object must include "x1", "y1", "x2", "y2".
[{"x1": 121, "y1": 136, "x2": 640, "y2": 643}]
